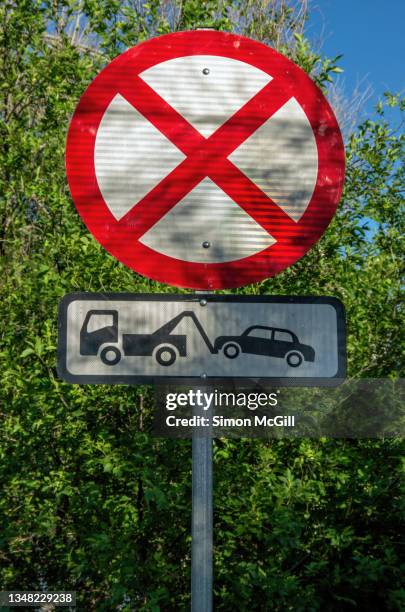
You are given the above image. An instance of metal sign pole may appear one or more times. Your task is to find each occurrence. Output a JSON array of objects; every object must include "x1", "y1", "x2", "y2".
[
  {"x1": 191, "y1": 429, "x2": 213, "y2": 611},
  {"x1": 191, "y1": 289, "x2": 213, "y2": 612}
]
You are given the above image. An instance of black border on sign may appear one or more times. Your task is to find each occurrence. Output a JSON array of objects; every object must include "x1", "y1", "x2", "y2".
[{"x1": 57, "y1": 293, "x2": 346, "y2": 387}]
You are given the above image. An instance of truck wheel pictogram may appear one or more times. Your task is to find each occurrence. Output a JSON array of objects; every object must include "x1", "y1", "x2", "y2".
[
  {"x1": 286, "y1": 351, "x2": 303, "y2": 367},
  {"x1": 154, "y1": 344, "x2": 178, "y2": 366},
  {"x1": 223, "y1": 342, "x2": 241, "y2": 359},
  {"x1": 100, "y1": 345, "x2": 122, "y2": 366}
]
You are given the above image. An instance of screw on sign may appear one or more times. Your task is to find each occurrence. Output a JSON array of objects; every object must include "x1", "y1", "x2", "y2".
[{"x1": 66, "y1": 31, "x2": 345, "y2": 290}]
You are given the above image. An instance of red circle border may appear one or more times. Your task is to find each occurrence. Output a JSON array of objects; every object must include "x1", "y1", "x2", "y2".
[{"x1": 66, "y1": 30, "x2": 345, "y2": 289}]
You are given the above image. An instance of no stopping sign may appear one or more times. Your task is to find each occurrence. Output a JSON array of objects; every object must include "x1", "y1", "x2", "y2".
[{"x1": 66, "y1": 30, "x2": 345, "y2": 289}]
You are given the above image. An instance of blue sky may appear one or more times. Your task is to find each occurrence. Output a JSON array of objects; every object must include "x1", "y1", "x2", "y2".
[{"x1": 307, "y1": 0, "x2": 404, "y2": 119}]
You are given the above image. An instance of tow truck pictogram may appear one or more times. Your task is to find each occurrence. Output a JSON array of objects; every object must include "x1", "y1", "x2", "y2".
[
  {"x1": 80, "y1": 310, "x2": 216, "y2": 366},
  {"x1": 79, "y1": 310, "x2": 315, "y2": 367}
]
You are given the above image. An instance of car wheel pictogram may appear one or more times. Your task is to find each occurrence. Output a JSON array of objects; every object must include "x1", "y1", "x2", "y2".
[
  {"x1": 100, "y1": 345, "x2": 122, "y2": 366},
  {"x1": 223, "y1": 342, "x2": 241, "y2": 359},
  {"x1": 286, "y1": 351, "x2": 303, "y2": 367},
  {"x1": 154, "y1": 345, "x2": 178, "y2": 366}
]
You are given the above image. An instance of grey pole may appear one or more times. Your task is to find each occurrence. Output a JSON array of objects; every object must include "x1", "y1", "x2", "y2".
[
  {"x1": 191, "y1": 429, "x2": 213, "y2": 611},
  {"x1": 191, "y1": 290, "x2": 213, "y2": 611}
]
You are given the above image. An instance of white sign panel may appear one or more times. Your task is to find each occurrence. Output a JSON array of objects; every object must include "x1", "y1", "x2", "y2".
[{"x1": 58, "y1": 294, "x2": 346, "y2": 385}]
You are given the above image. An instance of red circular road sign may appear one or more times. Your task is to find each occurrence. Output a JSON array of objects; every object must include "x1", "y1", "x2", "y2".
[{"x1": 66, "y1": 30, "x2": 345, "y2": 289}]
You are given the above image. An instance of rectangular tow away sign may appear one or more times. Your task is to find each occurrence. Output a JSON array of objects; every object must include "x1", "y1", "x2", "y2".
[{"x1": 57, "y1": 294, "x2": 346, "y2": 386}]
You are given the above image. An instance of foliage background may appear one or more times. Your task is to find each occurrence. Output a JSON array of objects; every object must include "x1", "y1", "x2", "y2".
[{"x1": 0, "y1": 1, "x2": 404, "y2": 610}]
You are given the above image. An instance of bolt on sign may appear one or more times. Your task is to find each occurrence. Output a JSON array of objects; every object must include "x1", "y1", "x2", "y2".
[{"x1": 65, "y1": 30, "x2": 345, "y2": 290}]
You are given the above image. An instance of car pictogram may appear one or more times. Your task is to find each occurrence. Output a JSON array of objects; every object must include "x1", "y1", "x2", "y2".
[{"x1": 214, "y1": 325, "x2": 315, "y2": 367}]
